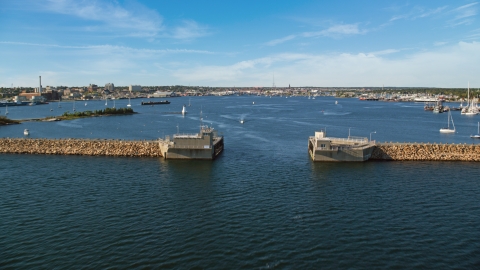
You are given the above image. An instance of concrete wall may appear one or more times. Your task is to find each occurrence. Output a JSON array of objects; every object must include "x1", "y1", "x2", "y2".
[
  {"x1": 0, "y1": 138, "x2": 162, "y2": 157},
  {"x1": 371, "y1": 143, "x2": 480, "y2": 161},
  {"x1": 164, "y1": 148, "x2": 214, "y2": 159}
]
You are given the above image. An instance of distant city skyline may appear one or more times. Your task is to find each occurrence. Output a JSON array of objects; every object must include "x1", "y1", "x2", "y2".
[{"x1": 1, "y1": 0, "x2": 479, "y2": 88}]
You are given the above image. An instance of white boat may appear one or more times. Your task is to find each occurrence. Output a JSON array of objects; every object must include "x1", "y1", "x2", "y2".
[
  {"x1": 73, "y1": 101, "x2": 76, "y2": 111},
  {"x1": 182, "y1": 105, "x2": 187, "y2": 115},
  {"x1": 127, "y1": 97, "x2": 131, "y2": 107},
  {"x1": 5, "y1": 105, "x2": 8, "y2": 115},
  {"x1": 240, "y1": 119, "x2": 244, "y2": 124},
  {"x1": 105, "y1": 98, "x2": 108, "y2": 106},
  {"x1": 113, "y1": 100, "x2": 116, "y2": 108},
  {"x1": 188, "y1": 98, "x2": 191, "y2": 107},
  {"x1": 439, "y1": 110, "x2": 455, "y2": 133},
  {"x1": 461, "y1": 82, "x2": 479, "y2": 115},
  {"x1": 24, "y1": 129, "x2": 29, "y2": 136},
  {"x1": 471, "y1": 122, "x2": 480, "y2": 139},
  {"x1": 85, "y1": 102, "x2": 87, "y2": 106},
  {"x1": 335, "y1": 101, "x2": 338, "y2": 105}
]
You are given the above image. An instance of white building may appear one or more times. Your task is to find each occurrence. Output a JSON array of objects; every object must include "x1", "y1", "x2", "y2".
[{"x1": 129, "y1": 85, "x2": 142, "y2": 91}]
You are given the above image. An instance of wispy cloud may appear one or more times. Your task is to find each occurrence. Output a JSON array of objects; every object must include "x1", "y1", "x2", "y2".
[
  {"x1": 170, "y1": 20, "x2": 211, "y2": 40},
  {"x1": 44, "y1": 0, "x2": 163, "y2": 37},
  {"x1": 265, "y1": 24, "x2": 365, "y2": 46},
  {"x1": 0, "y1": 41, "x2": 215, "y2": 55},
  {"x1": 447, "y1": 2, "x2": 478, "y2": 26},
  {"x1": 389, "y1": 5, "x2": 447, "y2": 21},
  {"x1": 43, "y1": 0, "x2": 212, "y2": 40},
  {"x1": 265, "y1": 35, "x2": 297, "y2": 46}
]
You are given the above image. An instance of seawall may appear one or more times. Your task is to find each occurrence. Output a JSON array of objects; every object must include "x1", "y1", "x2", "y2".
[
  {"x1": 371, "y1": 143, "x2": 480, "y2": 161},
  {"x1": 0, "y1": 138, "x2": 163, "y2": 157}
]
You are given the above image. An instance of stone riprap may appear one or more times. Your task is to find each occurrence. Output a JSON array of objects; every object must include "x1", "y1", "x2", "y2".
[
  {"x1": 371, "y1": 143, "x2": 480, "y2": 161},
  {"x1": 0, "y1": 138, "x2": 162, "y2": 157}
]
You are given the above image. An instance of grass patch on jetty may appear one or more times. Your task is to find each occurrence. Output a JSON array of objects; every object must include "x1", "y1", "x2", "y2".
[
  {"x1": 59, "y1": 107, "x2": 135, "y2": 120},
  {"x1": 0, "y1": 116, "x2": 20, "y2": 125}
]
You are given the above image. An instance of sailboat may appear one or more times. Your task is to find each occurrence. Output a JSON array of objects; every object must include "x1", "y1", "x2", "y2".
[
  {"x1": 182, "y1": 104, "x2": 187, "y2": 115},
  {"x1": 470, "y1": 122, "x2": 480, "y2": 139},
  {"x1": 113, "y1": 100, "x2": 116, "y2": 108},
  {"x1": 58, "y1": 98, "x2": 62, "y2": 108},
  {"x1": 5, "y1": 105, "x2": 8, "y2": 115},
  {"x1": 127, "y1": 97, "x2": 132, "y2": 107},
  {"x1": 105, "y1": 98, "x2": 108, "y2": 106},
  {"x1": 73, "y1": 100, "x2": 76, "y2": 112},
  {"x1": 461, "y1": 82, "x2": 479, "y2": 115},
  {"x1": 188, "y1": 98, "x2": 191, "y2": 107},
  {"x1": 439, "y1": 110, "x2": 455, "y2": 133},
  {"x1": 85, "y1": 101, "x2": 87, "y2": 106}
]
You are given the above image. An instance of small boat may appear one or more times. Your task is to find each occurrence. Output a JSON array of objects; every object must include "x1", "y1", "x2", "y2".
[
  {"x1": 24, "y1": 129, "x2": 29, "y2": 136},
  {"x1": 335, "y1": 101, "x2": 338, "y2": 105},
  {"x1": 127, "y1": 97, "x2": 132, "y2": 107},
  {"x1": 5, "y1": 105, "x2": 8, "y2": 115},
  {"x1": 182, "y1": 105, "x2": 187, "y2": 115},
  {"x1": 85, "y1": 102, "x2": 87, "y2": 106},
  {"x1": 470, "y1": 122, "x2": 480, "y2": 139},
  {"x1": 240, "y1": 119, "x2": 244, "y2": 124},
  {"x1": 252, "y1": 101, "x2": 255, "y2": 105},
  {"x1": 439, "y1": 110, "x2": 455, "y2": 133}
]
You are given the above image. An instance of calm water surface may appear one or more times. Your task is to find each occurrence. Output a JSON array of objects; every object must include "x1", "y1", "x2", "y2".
[{"x1": 1, "y1": 96, "x2": 479, "y2": 268}]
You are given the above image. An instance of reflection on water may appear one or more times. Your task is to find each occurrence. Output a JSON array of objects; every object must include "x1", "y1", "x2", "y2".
[{"x1": 1, "y1": 96, "x2": 480, "y2": 268}]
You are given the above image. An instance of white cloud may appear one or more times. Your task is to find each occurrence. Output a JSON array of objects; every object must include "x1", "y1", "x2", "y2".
[
  {"x1": 302, "y1": 24, "x2": 366, "y2": 38},
  {"x1": 265, "y1": 35, "x2": 297, "y2": 46},
  {"x1": 171, "y1": 42, "x2": 480, "y2": 88},
  {"x1": 44, "y1": 0, "x2": 163, "y2": 37},
  {"x1": 265, "y1": 24, "x2": 365, "y2": 46},
  {"x1": 0, "y1": 41, "x2": 215, "y2": 55},
  {"x1": 170, "y1": 20, "x2": 210, "y2": 40}
]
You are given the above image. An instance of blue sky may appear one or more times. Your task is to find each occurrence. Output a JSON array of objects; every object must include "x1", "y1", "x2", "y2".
[{"x1": 1, "y1": 0, "x2": 479, "y2": 88}]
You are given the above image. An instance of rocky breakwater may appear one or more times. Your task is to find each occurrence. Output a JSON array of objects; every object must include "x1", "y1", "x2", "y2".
[
  {"x1": 0, "y1": 138, "x2": 163, "y2": 157},
  {"x1": 371, "y1": 143, "x2": 480, "y2": 161}
]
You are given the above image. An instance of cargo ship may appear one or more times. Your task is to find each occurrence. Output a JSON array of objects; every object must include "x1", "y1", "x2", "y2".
[{"x1": 141, "y1": 100, "x2": 170, "y2": 105}]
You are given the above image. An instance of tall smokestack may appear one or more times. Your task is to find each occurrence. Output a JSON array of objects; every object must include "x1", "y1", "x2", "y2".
[{"x1": 39, "y1": 76, "x2": 42, "y2": 93}]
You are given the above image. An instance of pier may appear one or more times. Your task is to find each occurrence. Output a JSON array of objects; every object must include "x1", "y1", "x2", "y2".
[
  {"x1": 0, "y1": 138, "x2": 163, "y2": 157},
  {"x1": 0, "y1": 126, "x2": 224, "y2": 160},
  {"x1": 309, "y1": 130, "x2": 480, "y2": 162},
  {"x1": 371, "y1": 142, "x2": 480, "y2": 161}
]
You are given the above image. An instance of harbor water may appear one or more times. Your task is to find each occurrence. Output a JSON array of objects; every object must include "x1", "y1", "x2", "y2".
[{"x1": 1, "y1": 96, "x2": 479, "y2": 268}]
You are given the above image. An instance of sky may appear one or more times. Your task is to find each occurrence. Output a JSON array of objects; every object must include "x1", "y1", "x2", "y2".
[{"x1": 1, "y1": 0, "x2": 479, "y2": 88}]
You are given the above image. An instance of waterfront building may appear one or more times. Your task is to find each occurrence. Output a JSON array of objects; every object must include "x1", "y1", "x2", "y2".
[
  {"x1": 129, "y1": 85, "x2": 142, "y2": 92},
  {"x1": 159, "y1": 126, "x2": 224, "y2": 159},
  {"x1": 308, "y1": 130, "x2": 375, "y2": 162},
  {"x1": 105, "y1": 83, "x2": 115, "y2": 91},
  {"x1": 88, "y1": 84, "x2": 98, "y2": 92}
]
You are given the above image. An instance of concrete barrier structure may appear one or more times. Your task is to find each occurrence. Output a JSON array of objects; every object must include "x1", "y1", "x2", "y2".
[
  {"x1": 0, "y1": 138, "x2": 162, "y2": 157},
  {"x1": 371, "y1": 143, "x2": 480, "y2": 161}
]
